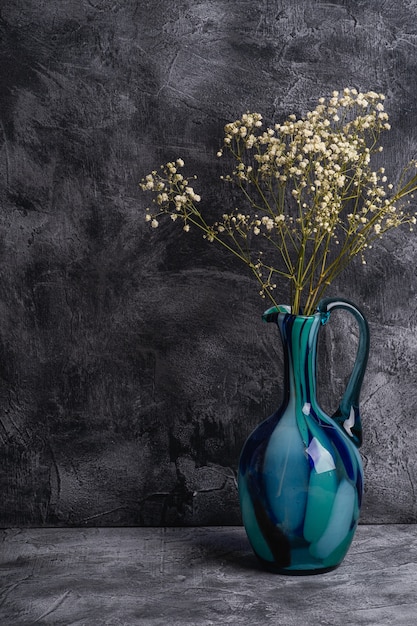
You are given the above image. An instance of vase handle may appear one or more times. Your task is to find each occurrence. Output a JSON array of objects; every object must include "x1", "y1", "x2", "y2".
[{"x1": 317, "y1": 297, "x2": 370, "y2": 448}]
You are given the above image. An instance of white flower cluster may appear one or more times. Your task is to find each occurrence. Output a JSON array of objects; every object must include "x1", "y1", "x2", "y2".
[
  {"x1": 140, "y1": 159, "x2": 201, "y2": 232},
  {"x1": 140, "y1": 89, "x2": 417, "y2": 314},
  {"x1": 219, "y1": 89, "x2": 398, "y2": 238}
]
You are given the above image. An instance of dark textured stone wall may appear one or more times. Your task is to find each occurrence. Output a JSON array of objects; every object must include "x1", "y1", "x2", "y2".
[{"x1": 1, "y1": 0, "x2": 417, "y2": 526}]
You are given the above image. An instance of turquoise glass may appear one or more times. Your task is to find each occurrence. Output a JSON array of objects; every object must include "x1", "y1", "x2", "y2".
[{"x1": 238, "y1": 297, "x2": 370, "y2": 574}]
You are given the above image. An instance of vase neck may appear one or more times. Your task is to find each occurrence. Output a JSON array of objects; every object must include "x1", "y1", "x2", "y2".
[
  {"x1": 277, "y1": 313, "x2": 321, "y2": 410},
  {"x1": 263, "y1": 300, "x2": 367, "y2": 448}
]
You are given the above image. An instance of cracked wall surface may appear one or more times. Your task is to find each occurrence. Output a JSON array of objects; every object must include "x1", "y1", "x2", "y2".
[{"x1": 1, "y1": 0, "x2": 417, "y2": 526}]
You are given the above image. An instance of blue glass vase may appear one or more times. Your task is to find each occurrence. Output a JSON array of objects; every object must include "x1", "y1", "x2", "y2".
[{"x1": 238, "y1": 297, "x2": 370, "y2": 574}]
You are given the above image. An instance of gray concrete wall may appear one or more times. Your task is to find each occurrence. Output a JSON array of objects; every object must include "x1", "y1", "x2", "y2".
[{"x1": 1, "y1": 0, "x2": 417, "y2": 526}]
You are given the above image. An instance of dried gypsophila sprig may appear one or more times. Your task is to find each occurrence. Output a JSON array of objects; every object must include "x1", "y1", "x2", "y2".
[{"x1": 140, "y1": 88, "x2": 417, "y2": 315}]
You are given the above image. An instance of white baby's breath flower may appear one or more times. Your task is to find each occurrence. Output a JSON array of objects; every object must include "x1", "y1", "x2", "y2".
[
  {"x1": 157, "y1": 192, "x2": 168, "y2": 204},
  {"x1": 140, "y1": 88, "x2": 417, "y2": 315}
]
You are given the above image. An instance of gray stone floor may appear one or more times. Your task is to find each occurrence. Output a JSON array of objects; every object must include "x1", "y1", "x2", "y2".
[{"x1": 1, "y1": 525, "x2": 416, "y2": 625}]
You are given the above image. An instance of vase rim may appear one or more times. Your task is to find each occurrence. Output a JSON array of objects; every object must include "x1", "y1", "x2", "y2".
[{"x1": 263, "y1": 305, "x2": 321, "y2": 319}]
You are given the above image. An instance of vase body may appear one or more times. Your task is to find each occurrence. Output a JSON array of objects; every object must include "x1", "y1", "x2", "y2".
[{"x1": 238, "y1": 298, "x2": 369, "y2": 574}]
